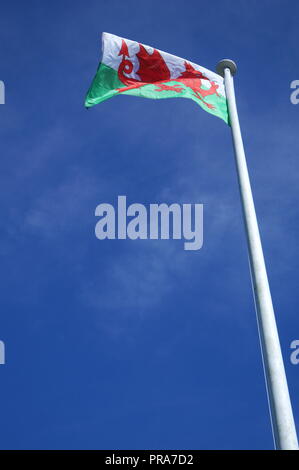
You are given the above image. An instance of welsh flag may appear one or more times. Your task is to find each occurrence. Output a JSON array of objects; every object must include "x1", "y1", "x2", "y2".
[{"x1": 85, "y1": 33, "x2": 228, "y2": 124}]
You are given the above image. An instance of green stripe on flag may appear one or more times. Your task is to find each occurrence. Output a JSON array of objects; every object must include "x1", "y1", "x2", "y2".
[
  {"x1": 85, "y1": 63, "x2": 125, "y2": 107},
  {"x1": 85, "y1": 63, "x2": 228, "y2": 124}
]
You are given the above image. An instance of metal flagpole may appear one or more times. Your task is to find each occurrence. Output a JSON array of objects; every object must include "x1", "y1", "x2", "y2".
[{"x1": 216, "y1": 59, "x2": 298, "y2": 450}]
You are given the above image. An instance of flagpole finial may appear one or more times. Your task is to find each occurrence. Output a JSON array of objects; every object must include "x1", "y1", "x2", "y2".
[{"x1": 216, "y1": 59, "x2": 237, "y2": 77}]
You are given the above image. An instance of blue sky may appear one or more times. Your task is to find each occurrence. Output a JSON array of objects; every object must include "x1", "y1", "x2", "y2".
[{"x1": 0, "y1": 0, "x2": 298, "y2": 450}]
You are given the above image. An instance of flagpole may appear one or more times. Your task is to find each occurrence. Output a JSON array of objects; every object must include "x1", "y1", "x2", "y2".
[{"x1": 216, "y1": 59, "x2": 298, "y2": 450}]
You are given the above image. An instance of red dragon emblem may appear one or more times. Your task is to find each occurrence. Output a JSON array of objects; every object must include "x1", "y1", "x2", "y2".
[{"x1": 117, "y1": 39, "x2": 219, "y2": 109}]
